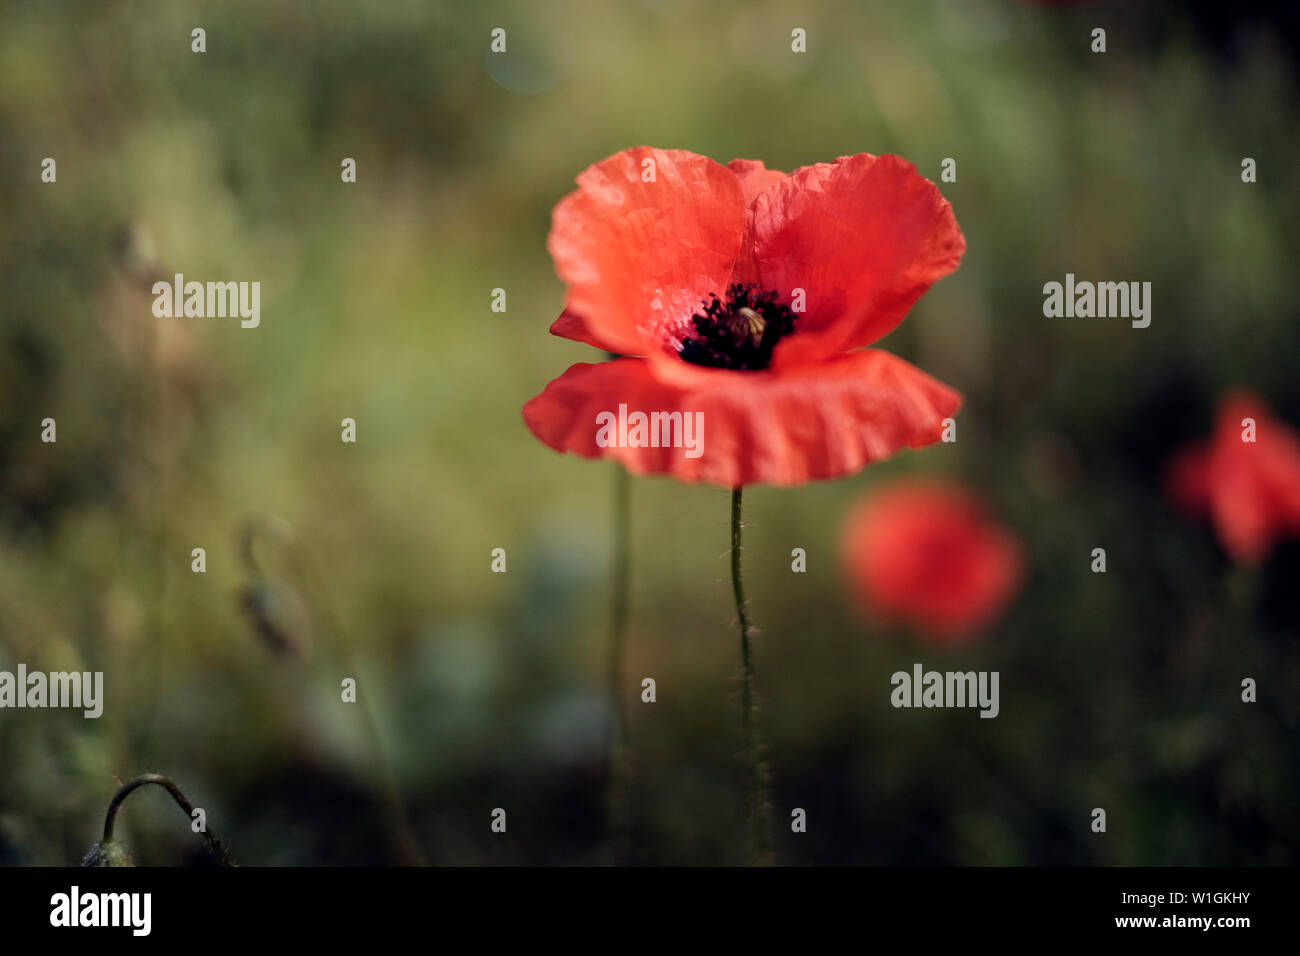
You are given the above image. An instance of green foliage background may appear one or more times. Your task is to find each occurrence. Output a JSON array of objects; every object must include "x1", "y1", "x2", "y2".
[{"x1": 1, "y1": 0, "x2": 1297, "y2": 864}]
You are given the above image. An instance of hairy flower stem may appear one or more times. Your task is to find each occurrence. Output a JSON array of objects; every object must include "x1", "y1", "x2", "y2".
[
  {"x1": 605, "y1": 465, "x2": 632, "y2": 863},
  {"x1": 102, "y1": 773, "x2": 236, "y2": 866},
  {"x1": 731, "y1": 488, "x2": 771, "y2": 863}
]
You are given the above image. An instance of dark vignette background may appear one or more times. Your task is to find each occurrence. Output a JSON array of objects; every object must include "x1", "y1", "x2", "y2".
[{"x1": 0, "y1": 0, "x2": 1296, "y2": 865}]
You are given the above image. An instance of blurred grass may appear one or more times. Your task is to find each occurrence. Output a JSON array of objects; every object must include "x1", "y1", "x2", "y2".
[{"x1": 1, "y1": 0, "x2": 1298, "y2": 864}]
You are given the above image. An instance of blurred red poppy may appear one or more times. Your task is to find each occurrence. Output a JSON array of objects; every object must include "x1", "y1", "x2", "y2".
[
  {"x1": 841, "y1": 478, "x2": 1024, "y2": 643},
  {"x1": 1165, "y1": 390, "x2": 1300, "y2": 564},
  {"x1": 522, "y1": 147, "x2": 965, "y2": 487}
]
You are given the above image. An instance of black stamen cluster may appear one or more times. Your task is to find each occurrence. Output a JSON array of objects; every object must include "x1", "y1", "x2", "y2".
[{"x1": 677, "y1": 284, "x2": 799, "y2": 371}]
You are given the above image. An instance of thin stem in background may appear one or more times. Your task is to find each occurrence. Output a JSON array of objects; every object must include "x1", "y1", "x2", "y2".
[
  {"x1": 731, "y1": 487, "x2": 771, "y2": 863},
  {"x1": 605, "y1": 464, "x2": 632, "y2": 863}
]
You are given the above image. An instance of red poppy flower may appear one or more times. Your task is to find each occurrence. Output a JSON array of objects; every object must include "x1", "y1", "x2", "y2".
[
  {"x1": 1165, "y1": 390, "x2": 1300, "y2": 565},
  {"x1": 522, "y1": 147, "x2": 965, "y2": 487},
  {"x1": 841, "y1": 478, "x2": 1024, "y2": 644}
]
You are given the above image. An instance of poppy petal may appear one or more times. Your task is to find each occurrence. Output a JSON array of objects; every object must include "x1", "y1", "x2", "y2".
[
  {"x1": 749, "y1": 153, "x2": 965, "y2": 366},
  {"x1": 548, "y1": 147, "x2": 748, "y2": 356},
  {"x1": 1208, "y1": 460, "x2": 1274, "y2": 564},
  {"x1": 1165, "y1": 389, "x2": 1300, "y2": 564},
  {"x1": 522, "y1": 349, "x2": 961, "y2": 488},
  {"x1": 725, "y1": 159, "x2": 788, "y2": 288},
  {"x1": 548, "y1": 309, "x2": 606, "y2": 352},
  {"x1": 1208, "y1": 393, "x2": 1300, "y2": 563},
  {"x1": 726, "y1": 158, "x2": 786, "y2": 207}
]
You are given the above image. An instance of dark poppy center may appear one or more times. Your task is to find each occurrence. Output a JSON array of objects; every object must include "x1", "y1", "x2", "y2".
[{"x1": 677, "y1": 284, "x2": 798, "y2": 371}]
